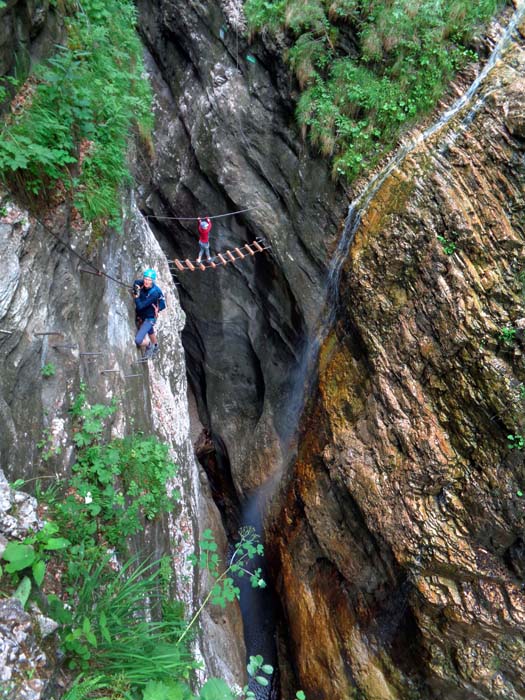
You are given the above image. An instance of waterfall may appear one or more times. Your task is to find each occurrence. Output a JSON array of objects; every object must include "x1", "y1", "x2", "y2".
[{"x1": 235, "y1": 2, "x2": 525, "y2": 693}]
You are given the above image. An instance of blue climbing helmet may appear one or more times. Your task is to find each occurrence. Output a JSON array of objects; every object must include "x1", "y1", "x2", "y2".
[{"x1": 143, "y1": 268, "x2": 157, "y2": 280}]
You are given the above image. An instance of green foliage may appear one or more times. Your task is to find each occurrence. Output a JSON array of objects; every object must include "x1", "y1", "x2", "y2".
[
  {"x1": 243, "y1": 655, "x2": 274, "y2": 697},
  {"x1": 437, "y1": 235, "x2": 457, "y2": 255},
  {"x1": 41, "y1": 362, "x2": 56, "y2": 377},
  {"x1": 245, "y1": 0, "x2": 505, "y2": 180},
  {"x1": 1, "y1": 521, "x2": 70, "y2": 586},
  {"x1": 499, "y1": 325, "x2": 516, "y2": 345},
  {"x1": 50, "y1": 556, "x2": 192, "y2": 680},
  {"x1": 181, "y1": 526, "x2": 265, "y2": 645},
  {"x1": 0, "y1": 0, "x2": 153, "y2": 229},
  {"x1": 42, "y1": 393, "x2": 178, "y2": 552},
  {"x1": 507, "y1": 433, "x2": 524, "y2": 450},
  {"x1": 37, "y1": 428, "x2": 62, "y2": 461}
]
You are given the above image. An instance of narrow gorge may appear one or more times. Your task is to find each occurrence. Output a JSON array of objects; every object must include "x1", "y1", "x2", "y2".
[{"x1": 1, "y1": 1, "x2": 525, "y2": 699}]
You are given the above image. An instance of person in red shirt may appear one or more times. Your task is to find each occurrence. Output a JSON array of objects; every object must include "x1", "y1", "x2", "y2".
[{"x1": 197, "y1": 217, "x2": 212, "y2": 263}]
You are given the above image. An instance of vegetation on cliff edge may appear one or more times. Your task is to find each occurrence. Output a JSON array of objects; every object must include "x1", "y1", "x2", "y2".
[
  {"x1": 244, "y1": 0, "x2": 506, "y2": 180},
  {"x1": 0, "y1": 0, "x2": 152, "y2": 230},
  {"x1": 1, "y1": 387, "x2": 277, "y2": 700}
]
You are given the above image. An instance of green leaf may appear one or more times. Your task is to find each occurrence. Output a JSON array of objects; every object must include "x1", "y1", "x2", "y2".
[
  {"x1": 43, "y1": 536, "x2": 71, "y2": 550},
  {"x1": 296, "y1": 691, "x2": 306, "y2": 700},
  {"x1": 143, "y1": 680, "x2": 190, "y2": 700},
  {"x1": 517, "y1": 490, "x2": 523, "y2": 497},
  {"x1": 255, "y1": 676, "x2": 269, "y2": 687},
  {"x1": 3, "y1": 542, "x2": 35, "y2": 572},
  {"x1": 14, "y1": 576, "x2": 32, "y2": 608},
  {"x1": 261, "y1": 664, "x2": 274, "y2": 674},
  {"x1": 10, "y1": 479, "x2": 25, "y2": 489},
  {"x1": 32, "y1": 559, "x2": 46, "y2": 586},
  {"x1": 199, "y1": 678, "x2": 234, "y2": 700}
]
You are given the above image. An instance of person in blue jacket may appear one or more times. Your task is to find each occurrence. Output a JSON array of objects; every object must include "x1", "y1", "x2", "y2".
[{"x1": 132, "y1": 268, "x2": 166, "y2": 359}]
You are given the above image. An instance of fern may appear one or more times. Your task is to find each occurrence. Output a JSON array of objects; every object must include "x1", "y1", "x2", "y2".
[
  {"x1": 0, "y1": 0, "x2": 152, "y2": 230},
  {"x1": 63, "y1": 675, "x2": 109, "y2": 700},
  {"x1": 245, "y1": 0, "x2": 507, "y2": 181}
]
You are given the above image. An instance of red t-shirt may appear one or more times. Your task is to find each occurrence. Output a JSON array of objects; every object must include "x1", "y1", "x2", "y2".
[{"x1": 198, "y1": 218, "x2": 212, "y2": 243}]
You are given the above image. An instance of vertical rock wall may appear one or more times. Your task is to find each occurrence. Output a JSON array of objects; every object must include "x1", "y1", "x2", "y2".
[
  {"x1": 0, "y1": 191, "x2": 246, "y2": 687},
  {"x1": 269, "y1": 13, "x2": 525, "y2": 700},
  {"x1": 136, "y1": 0, "x2": 347, "y2": 495}
]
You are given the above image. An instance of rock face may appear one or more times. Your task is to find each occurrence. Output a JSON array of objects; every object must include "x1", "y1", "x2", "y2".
[
  {"x1": 136, "y1": 0, "x2": 347, "y2": 495},
  {"x1": 269, "y1": 11, "x2": 525, "y2": 700},
  {"x1": 0, "y1": 191, "x2": 245, "y2": 688},
  {"x1": 0, "y1": 471, "x2": 56, "y2": 700},
  {"x1": 0, "y1": 0, "x2": 64, "y2": 95}
]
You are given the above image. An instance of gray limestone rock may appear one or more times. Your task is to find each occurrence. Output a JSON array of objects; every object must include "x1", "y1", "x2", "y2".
[
  {"x1": 137, "y1": 0, "x2": 347, "y2": 494},
  {"x1": 0, "y1": 598, "x2": 49, "y2": 700},
  {"x1": 0, "y1": 469, "x2": 41, "y2": 539}
]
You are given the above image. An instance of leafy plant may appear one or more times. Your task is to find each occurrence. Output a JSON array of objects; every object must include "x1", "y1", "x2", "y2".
[
  {"x1": 37, "y1": 428, "x2": 62, "y2": 462},
  {"x1": 50, "y1": 555, "x2": 194, "y2": 684},
  {"x1": 182, "y1": 526, "x2": 265, "y2": 645},
  {"x1": 507, "y1": 433, "x2": 524, "y2": 450},
  {"x1": 41, "y1": 362, "x2": 56, "y2": 377},
  {"x1": 499, "y1": 325, "x2": 516, "y2": 346},
  {"x1": 1, "y1": 520, "x2": 70, "y2": 586},
  {"x1": 437, "y1": 235, "x2": 457, "y2": 255},
  {"x1": 0, "y1": 0, "x2": 153, "y2": 230},
  {"x1": 41, "y1": 392, "x2": 179, "y2": 552},
  {"x1": 245, "y1": 0, "x2": 505, "y2": 180}
]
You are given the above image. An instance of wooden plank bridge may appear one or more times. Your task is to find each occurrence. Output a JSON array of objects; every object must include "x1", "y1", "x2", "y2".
[{"x1": 168, "y1": 238, "x2": 270, "y2": 272}]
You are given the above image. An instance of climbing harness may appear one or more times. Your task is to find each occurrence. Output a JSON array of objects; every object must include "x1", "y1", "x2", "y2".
[{"x1": 169, "y1": 237, "x2": 270, "y2": 272}]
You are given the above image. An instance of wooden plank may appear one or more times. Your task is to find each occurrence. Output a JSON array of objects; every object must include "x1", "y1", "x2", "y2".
[
  {"x1": 234, "y1": 247, "x2": 245, "y2": 259},
  {"x1": 208, "y1": 260, "x2": 217, "y2": 268},
  {"x1": 174, "y1": 259, "x2": 185, "y2": 271},
  {"x1": 198, "y1": 262, "x2": 206, "y2": 271},
  {"x1": 226, "y1": 250, "x2": 236, "y2": 263},
  {"x1": 217, "y1": 253, "x2": 228, "y2": 265},
  {"x1": 244, "y1": 244, "x2": 255, "y2": 256},
  {"x1": 185, "y1": 258, "x2": 196, "y2": 271},
  {"x1": 252, "y1": 240, "x2": 264, "y2": 252}
]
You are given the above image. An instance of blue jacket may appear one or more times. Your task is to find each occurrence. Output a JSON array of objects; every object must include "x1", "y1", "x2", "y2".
[{"x1": 133, "y1": 279, "x2": 166, "y2": 320}]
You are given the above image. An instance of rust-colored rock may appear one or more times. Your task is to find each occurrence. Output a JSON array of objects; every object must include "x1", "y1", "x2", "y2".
[{"x1": 269, "y1": 15, "x2": 525, "y2": 700}]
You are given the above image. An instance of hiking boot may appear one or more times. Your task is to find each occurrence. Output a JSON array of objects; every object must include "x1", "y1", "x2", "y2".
[
  {"x1": 151, "y1": 344, "x2": 160, "y2": 358},
  {"x1": 143, "y1": 345, "x2": 154, "y2": 360}
]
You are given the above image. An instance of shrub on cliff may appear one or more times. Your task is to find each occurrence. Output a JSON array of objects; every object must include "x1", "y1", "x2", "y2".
[
  {"x1": 0, "y1": 0, "x2": 152, "y2": 230},
  {"x1": 245, "y1": 0, "x2": 505, "y2": 180}
]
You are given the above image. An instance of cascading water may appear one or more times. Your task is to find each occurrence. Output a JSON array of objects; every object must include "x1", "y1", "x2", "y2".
[
  {"x1": 232, "y1": 2, "x2": 525, "y2": 694},
  {"x1": 327, "y1": 0, "x2": 525, "y2": 316}
]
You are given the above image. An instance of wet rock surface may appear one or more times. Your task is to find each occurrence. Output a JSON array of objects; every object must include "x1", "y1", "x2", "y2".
[
  {"x1": 136, "y1": 0, "x2": 347, "y2": 495},
  {"x1": 269, "y1": 12, "x2": 525, "y2": 700}
]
